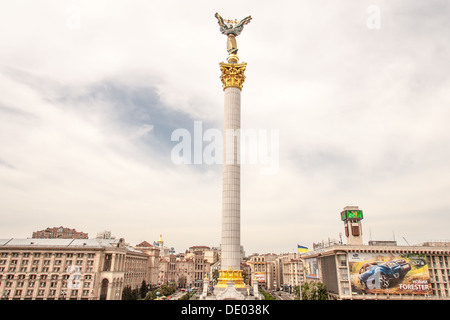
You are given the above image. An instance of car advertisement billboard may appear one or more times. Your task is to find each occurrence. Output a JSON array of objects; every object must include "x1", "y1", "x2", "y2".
[{"x1": 348, "y1": 252, "x2": 431, "y2": 295}]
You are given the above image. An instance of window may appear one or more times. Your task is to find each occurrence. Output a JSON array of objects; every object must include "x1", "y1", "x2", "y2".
[{"x1": 338, "y1": 255, "x2": 347, "y2": 267}]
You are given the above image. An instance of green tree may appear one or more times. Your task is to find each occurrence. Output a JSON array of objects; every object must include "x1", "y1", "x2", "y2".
[
  {"x1": 259, "y1": 290, "x2": 275, "y2": 300},
  {"x1": 139, "y1": 280, "x2": 148, "y2": 299},
  {"x1": 300, "y1": 281, "x2": 328, "y2": 300},
  {"x1": 122, "y1": 285, "x2": 132, "y2": 300}
]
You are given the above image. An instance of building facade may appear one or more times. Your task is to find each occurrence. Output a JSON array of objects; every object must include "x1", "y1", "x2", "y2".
[
  {"x1": 249, "y1": 254, "x2": 279, "y2": 291},
  {"x1": 302, "y1": 242, "x2": 450, "y2": 300},
  {"x1": 0, "y1": 238, "x2": 150, "y2": 300},
  {"x1": 158, "y1": 250, "x2": 210, "y2": 288},
  {"x1": 134, "y1": 241, "x2": 160, "y2": 286},
  {"x1": 32, "y1": 227, "x2": 88, "y2": 239},
  {"x1": 275, "y1": 253, "x2": 304, "y2": 292}
]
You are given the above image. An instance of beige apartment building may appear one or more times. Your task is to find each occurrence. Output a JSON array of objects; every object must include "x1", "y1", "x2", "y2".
[
  {"x1": 158, "y1": 250, "x2": 210, "y2": 288},
  {"x1": 0, "y1": 238, "x2": 150, "y2": 300},
  {"x1": 249, "y1": 254, "x2": 278, "y2": 290},
  {"x1": 275, "y1": 253, "x2": 304, "y2": 291}
]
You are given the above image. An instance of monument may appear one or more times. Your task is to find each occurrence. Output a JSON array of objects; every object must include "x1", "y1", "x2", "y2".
[{"x1": 213, "y1": 13, "x2": 252, "y2": 299}]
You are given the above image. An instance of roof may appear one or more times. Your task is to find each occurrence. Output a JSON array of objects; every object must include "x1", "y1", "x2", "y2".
[
  {"x1": 135, "y1": 241, "x2": 154, "y2": 248},
  {"x1": 0, "y1": 238, "x2": 143, "y2": 254}
]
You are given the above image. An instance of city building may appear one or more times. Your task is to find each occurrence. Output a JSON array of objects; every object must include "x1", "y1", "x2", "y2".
[
  {"x1": 96, "y1": 231, "x2": 115, "y2": 240},
  {"x1": 301, "y1": 206, "x2": 450, "y2": 300},
  {"x1": 158, "y1": 250, "x2": 210, "y2": 289},
  {"x1": 248, "y1": 254, "x2": 278, "y2": 290},
  {"x1": 32, "y1": 227, "x2": 88, "y2": 239},
  {"x1": 276, "y1": 253, "x2": 304, "y2": 292},
  {"x1": 134, "y1": 241, "x2": 160, "y2": 286},
  {"x1": 0, "y1": 237, "x2": 150, "y2": 300}
]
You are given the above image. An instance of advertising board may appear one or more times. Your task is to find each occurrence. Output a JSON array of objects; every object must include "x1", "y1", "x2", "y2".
[
  {"x1": 304, "y1": 258, "x2": 320, "y2": 280},
  {"x1": 348, "y1": 252, "x2": 431, "y2": 295},
  {"x1": 254, "y1": 272, "x2": 266, "y2": 282}
]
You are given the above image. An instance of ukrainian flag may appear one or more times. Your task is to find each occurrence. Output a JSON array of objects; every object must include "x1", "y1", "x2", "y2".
[{"x1": 297, "y1": 245, "x2": 308, "y2": 253}]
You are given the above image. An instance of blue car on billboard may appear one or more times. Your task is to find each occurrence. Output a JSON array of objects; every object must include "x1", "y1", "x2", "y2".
[{"x1": 359, "y1": 259, "x2": 411, "y2": 289}]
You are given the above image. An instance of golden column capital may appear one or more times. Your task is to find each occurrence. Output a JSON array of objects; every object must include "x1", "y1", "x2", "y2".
[{"x1": 219, "y1": 62, "x2": 247, "y2": 91}]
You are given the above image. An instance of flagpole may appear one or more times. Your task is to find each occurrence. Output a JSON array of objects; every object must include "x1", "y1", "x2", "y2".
[{"x1": 297, "y1": 246, "x2": 302, "y2": 300}]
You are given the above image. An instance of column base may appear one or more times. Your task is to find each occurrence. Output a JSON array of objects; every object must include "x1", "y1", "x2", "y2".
[{"x1": 215, "y1": 268, "x2": 245, "y2": 289}]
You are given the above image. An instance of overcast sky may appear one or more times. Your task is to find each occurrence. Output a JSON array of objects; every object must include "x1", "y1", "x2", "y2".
[{"x1": 1, "y1": 0, "x2": 449, "y2": 254}]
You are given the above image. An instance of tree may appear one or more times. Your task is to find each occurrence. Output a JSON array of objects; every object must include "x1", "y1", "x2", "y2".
[
  {"x1": 122, "y1": 286, "x2": 132, "y2": 300},
  {"x1": 139, "y1": 280, "x2": 148, "y2": 299},
  {"x1": 301, "y1": 281, "x2": 328, "y2": 300},
  {"x1": 122, "y1": 285, "x2": 139, "y2": 300}
]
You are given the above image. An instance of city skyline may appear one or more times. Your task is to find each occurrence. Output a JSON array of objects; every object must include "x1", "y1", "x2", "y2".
[{"x1": 1, "y1": 1, "x2": 449, "y2": 255}]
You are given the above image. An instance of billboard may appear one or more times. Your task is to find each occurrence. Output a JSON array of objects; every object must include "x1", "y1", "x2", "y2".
[
  {"x1": 348, "y1": 252, "x2": 431, "y2": 295},
  {"x1": 304, "y1": 258, "x2": 320, "y2": 280},
  {"x1": 254, "y1": 272, "x2": 266, "y2": 282}
]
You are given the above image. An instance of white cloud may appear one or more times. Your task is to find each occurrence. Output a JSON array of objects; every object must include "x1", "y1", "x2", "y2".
[{"x1": 0, "y1": 0, "x2": 449, "y2": 253}]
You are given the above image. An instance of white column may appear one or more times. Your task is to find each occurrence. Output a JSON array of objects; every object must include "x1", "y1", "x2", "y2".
[{"x1": 221, "y1": 86, "x2": 241, "y2": 271}]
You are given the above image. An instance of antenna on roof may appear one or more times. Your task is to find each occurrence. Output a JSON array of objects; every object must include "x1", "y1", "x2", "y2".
[{"x1": 403, "y1": 237, "x2": 410, "y2": 246}]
